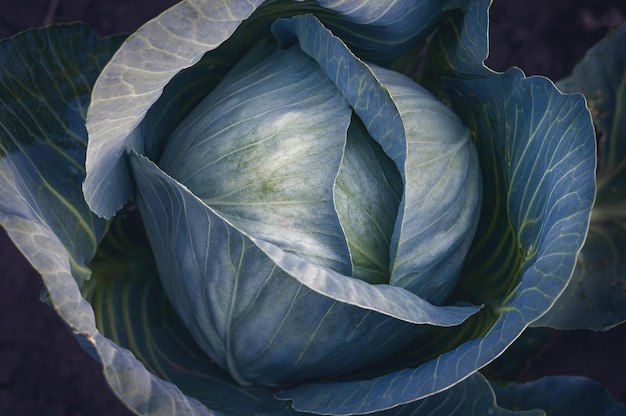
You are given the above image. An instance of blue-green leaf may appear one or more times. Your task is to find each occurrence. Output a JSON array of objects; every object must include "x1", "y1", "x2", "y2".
[
  {"x1": 0, "y1": 24, "x2": 117, "y2": 286},
  {"x1": 449, "y1": 68, "x2": 596, "y2": 309},
  {"x1": 83, "y1": 216, "x2": 297, "y2": 416},
  {"x1": 420, "y1": 0, "x2": 491, "y2": 93},
  {"x1": 492, "y1": 376, "x2": 626, "y2": 416},
  {"x1": 0, "y1": 24, "x2": 210, "y2": 416},
  {"x1": 83, "y1": 0, "x2": 267, "y2": 219},
  {"x1": 130, "y1": 150, "x2": 480, "y2": 386},
  {"x1": 334, "y1": 117, "x2": 403, "y2": 284},
  {"x1": 158, "y1": 44, "x2": 355, "y2": 278},
  {"x1": 373, "y1": 373, "x2": 544, "y2": 416},
  {"x1": 373, "y1": 64, "x2": 482, "y2": 302},
  {"x1": 533, "y1": 23, "x2": 626, "y2": 330},
  {"x1": 314, "y1": 0, "x2": 470, "y2": 64}
]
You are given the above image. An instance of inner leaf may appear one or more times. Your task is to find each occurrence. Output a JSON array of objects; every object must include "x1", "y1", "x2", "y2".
[
  {"x1": 158, "y1": 45, "x2": 354, "y2": 276},
  {"x1": 334, "y1": 115, "x2": 403, "y2": 284}
]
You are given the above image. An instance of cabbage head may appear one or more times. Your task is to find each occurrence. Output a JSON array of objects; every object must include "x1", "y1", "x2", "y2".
[{"x1": 1, "y1": 1, "x2": 613, "y2": 415}]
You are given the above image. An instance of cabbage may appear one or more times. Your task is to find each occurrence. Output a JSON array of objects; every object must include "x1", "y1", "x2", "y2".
[{"x1": 1, "y1": 1, "x2": 622, "y2": 415}]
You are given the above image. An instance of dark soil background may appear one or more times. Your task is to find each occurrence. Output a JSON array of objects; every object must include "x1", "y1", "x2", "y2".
[{"x1": 1, "y1": 1, "x2": 625, "y2": 415}]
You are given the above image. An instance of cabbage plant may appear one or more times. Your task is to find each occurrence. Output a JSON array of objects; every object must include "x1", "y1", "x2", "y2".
[{"x1": 1, "y1": 0, "x2": 625, "y2": 415}]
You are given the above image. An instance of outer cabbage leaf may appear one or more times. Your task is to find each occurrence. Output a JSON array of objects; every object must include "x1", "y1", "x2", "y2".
[
  {"x1": 129, "y1": 147, "x2": 479, "y2": 386},
  {"x1": 419, "y1": 0, "x2": 491, "y2": 93},
  {"x1": 0, "y1": 24, "x2": 114, "y2": 286},
  {"x1": 376, "y1": 373, "x2": 544, "y2": 416},
  {"x1": 89, "y1": 206, "x2": 543, "y2": 416},
  {"x1": 0, "y1": 24, "x2": 215, "y2": 416},
  {"x1": 276, "y1": 2, "x2": 595, "y2": 415},
  {"x1": 83, "y1": 0, "x2": 478, "y2": 219},
  {"x1": 491, "y1": 376, "x2": 626, "y2": 416},
  {"x1": 533, "y1": 23, "x2": 626, "y2": 330},
  {"x1": 83, "y1": 0, "x2": 266, "y2": 219},
  {"x1": 313, "y1": 0, "x2": 470, "y2": 63},
  {"x1": 83, "y1": 214, "x2": 298, "y2": 416}
]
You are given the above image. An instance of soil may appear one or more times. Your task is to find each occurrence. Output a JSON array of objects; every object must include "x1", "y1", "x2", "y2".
[{"x1": 0, "y1": 1, "x2": 625, "y2": 415}]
